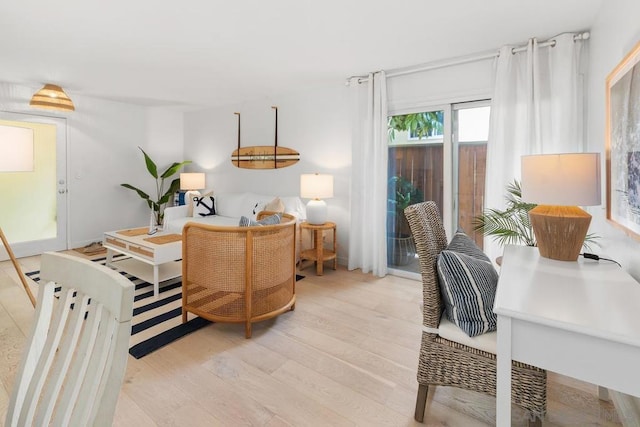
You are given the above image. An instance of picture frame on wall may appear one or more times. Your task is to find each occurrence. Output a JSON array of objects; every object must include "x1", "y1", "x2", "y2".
[{"x1": 606, "y1": 40, "x2": 640, "y2": 240}]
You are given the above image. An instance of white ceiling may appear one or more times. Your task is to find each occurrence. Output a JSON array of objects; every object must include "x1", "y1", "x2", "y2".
[{"x1": 0, "y1": 0, "x2": 603, "y2": 109}]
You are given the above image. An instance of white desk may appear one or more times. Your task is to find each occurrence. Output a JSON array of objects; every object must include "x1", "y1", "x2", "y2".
[{"x1": 494, "y1": 245, "x2": 640, "y2": 426}]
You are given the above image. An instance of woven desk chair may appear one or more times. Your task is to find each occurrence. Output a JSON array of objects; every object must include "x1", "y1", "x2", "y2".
[
  {"x1": 5, "y1": 252, "x2": 135, "y2": 427},
  {"x1": 404, "y1": 201, "x2": 546, "y2": 426}
]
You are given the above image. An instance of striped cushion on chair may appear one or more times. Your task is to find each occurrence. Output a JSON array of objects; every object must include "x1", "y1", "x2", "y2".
[
  {"x1": 437, "y1": 250, "x2": 498, "y2": 337},
  {"x1": 437, "y1": 229, "x2": 498, "y2": 337},
  {"x1": 446, "y1": 229, "x2": 490, "y2": 262}
]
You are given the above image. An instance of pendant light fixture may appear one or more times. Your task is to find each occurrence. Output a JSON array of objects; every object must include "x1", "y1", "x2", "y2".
[{"x1": 30, "y1": 84, "x2": 75, "y2": 112}]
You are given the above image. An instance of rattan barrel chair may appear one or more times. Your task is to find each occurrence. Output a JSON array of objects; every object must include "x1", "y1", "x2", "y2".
[
  {"x1": 404, "y1": 201, "x2": 547, "y2": 426},
  {"x1": 182, "y1": 211, "x2": 297, "y2": 338}
]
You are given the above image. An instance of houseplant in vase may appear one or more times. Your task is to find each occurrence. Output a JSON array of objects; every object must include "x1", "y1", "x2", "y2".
[
  {"x1": 387, "y1": 175, "x2": 424, "y2": 266},
  {"x1": 121, "y1": 147, "x2": 191, "y2": 228}
]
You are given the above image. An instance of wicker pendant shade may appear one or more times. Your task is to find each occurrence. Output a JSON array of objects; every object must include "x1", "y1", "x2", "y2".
[{"x1": 29, "y1": 84, "x2": 75, "y2": 111}]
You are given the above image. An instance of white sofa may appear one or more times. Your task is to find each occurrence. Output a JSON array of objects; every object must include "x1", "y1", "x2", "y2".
[{"x1": 163, "y1": 192, "x2": 307, "y2": 234}]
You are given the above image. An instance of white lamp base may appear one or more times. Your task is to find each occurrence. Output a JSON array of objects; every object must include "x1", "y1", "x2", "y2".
[{"x1": 306, "y1": 199, "x2": 327, "y2": 225}]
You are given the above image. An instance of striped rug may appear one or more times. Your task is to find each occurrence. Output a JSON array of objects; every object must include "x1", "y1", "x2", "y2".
[
  {"x1": 26, "y1": 256, "x2": 303, "y2": 359},
  {"x1": 25, "y1": 255, "x2": 210, "y2": 359}
]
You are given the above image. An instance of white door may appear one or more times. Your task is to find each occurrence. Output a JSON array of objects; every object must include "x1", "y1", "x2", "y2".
[{"x1": 0, "y1": 111, "x2": 68, "y2": 259}]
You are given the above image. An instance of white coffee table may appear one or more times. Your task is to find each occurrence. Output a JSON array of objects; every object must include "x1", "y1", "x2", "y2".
[{"x1": 103, "y1": 227, "x2": 182, "y2": 297}]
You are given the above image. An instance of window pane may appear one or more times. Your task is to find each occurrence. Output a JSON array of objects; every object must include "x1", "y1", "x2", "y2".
[
  {"x1": 387, "y1": 111, "x2": 444, "y2": 271},
  {"x1": 0, "y1": 121, "x2": 57, "y2": 244},
  {"x1": 455, "y1": 105, "x2": 490, "y2": 248},
  {"x1": 458, "y1": 106, "x2": 490, "y2": 142}
]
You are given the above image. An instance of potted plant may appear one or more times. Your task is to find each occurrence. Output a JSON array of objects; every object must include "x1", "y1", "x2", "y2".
[
  {"x1": 121, "y1": 147, "x2": 191, "y2": 226},
  {"x1": 473, "y1": 179, "x2": 599, "y2": 250},
  {"x1": 387, "y1": 175, "x2": 424, "y2": 266}
]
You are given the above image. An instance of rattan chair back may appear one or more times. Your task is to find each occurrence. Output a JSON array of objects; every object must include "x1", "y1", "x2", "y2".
[
  {"x1": 404, "y1": 201, "x2": 447, "y2": 329},
  {"x1": 182, "y1": 211, "x2": 297, "y2": 338}
]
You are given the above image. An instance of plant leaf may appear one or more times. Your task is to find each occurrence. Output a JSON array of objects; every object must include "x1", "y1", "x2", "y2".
[
  {"x1": 160, "y1": 161, "x2": 192, "y2": 179},
  {"x1": 138, "y1": 147, "x2": 158, "y2": 178},
  {"x1": 159, "y1": 179, "x2": 181, "y2": 204},
  {"x1": 120, "y1": 183, "x2": 150, "y2": 201}
]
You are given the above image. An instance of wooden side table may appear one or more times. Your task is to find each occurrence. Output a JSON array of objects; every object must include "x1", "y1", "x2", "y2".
[{"x1": 299, "y1": 221, "x2": 337, "y2": 275}]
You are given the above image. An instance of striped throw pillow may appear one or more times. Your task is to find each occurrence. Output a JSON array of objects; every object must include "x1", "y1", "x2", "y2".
[
  {"x1": 436, "y1": 229, "x2": 498, "y2": 337},
  {"x1": 239, "y1": 213, "x2": 282, "y2": 227},
  {"x1": 446, "y1": 229, "x2": 490, "y2": 262}
]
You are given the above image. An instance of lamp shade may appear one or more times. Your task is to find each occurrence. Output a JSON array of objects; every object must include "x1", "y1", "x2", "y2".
[
  {"x1": 300, "y1": 173, "x2": 334, "y2": 200},
  {"x1": 521, "y1": 153, "x2": 601, "y2": 206},
  {"x1": 0, "y1": 125, "x2": 34, "y2": 172},
  {"x1": 29, "y1": 84, "x2": 75, "y2": 112},
  {"x1": 180, "y1": 173, "x2": 205, "y2": 190}
]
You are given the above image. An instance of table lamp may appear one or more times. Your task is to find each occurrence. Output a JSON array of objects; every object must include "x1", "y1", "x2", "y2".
[
  {"x1": 300, "y1": 173, "x2": 333, "y2": 225},
  {"x1": 521, "y1": 153, "x2": 601, "y2": 261},
  {"x1": 180, "y1": 172, "x2": 206, "y2": 204},
  {"x1": 0, "y1": 125, "x2": 36, "y2": 306}
]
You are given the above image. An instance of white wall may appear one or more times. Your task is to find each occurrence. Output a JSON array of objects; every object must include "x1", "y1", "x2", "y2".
[
  {"x1": 0, "y1": 82, "x2": 185, "y2": 250},
  {"x1": 586, "y1": 0, "x2": 640, "y2": 280},
  {"x1": 183, "y1": 85, "x2": 352, "y2": 263}
]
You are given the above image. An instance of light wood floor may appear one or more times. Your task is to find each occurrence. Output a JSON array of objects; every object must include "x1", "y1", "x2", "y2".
[{"x1": 0, "y1": 253, "x2": 622, "y2": 426}]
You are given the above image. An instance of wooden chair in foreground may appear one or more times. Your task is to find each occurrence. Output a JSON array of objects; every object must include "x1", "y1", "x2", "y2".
[
  {"x1": 182, "y1": 211, "x2": 297, "y2": 338},
  {"x1": 404, "y1": 202, "x2": 547, "y2": 426},
  {"x1": 5, "y1": 252, "x2": 135, "y2": 427}
]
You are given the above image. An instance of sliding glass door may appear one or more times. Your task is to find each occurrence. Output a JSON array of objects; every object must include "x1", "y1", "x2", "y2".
[
  {"x1": 0, "y1": 112, "x2": 67, "y2": 259},
  {"x1": 387, "y1": 108, "x2": 448, "y2": 275},
  {"x1": 387, "y1": 101, "x2": 490, "y2": 276}
]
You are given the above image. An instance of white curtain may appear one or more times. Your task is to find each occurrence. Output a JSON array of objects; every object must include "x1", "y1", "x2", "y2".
[
  {"x1": 484, "y1": 33, "x2": 587, "y2": 261},
  {"x1": 348, "y1": 71, "x2": 388, "y2": 277}
]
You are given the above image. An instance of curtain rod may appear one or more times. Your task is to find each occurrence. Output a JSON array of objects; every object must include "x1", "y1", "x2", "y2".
[{"x1": 347, "y1": 31, "x2": 590, "y2": 85}]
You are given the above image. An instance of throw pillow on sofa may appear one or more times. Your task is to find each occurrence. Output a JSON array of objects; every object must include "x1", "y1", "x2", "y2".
[
  {"x1": 239, "y1": 213, "x2": 282, "y2": 227},
  {"x1": 187, "y1": 190, "x2": 213, "y2": 217},
  {"x1": 436, "y1": 230, "x2": 498, "y2": 337},
  {"x1": 193, "y1": 196, "x2": 216, "y2": 217},
  {"x1": 265, "y1": 197, "x2": 285, "y2": 213}
]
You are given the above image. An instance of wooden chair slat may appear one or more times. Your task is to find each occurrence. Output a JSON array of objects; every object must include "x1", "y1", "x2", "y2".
[
  {"x1": 53, "y1": 300, "x2": 105, "y2": 426},
  {"x1": 19, "y1": 287, "x2": 76, "y2": 426},
  {"x1": 69, "y1": 310, "x2": 116, "y2": 426},
  {"x1": 35, "y1": 293, "x2": 91, "y2": 426}
]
